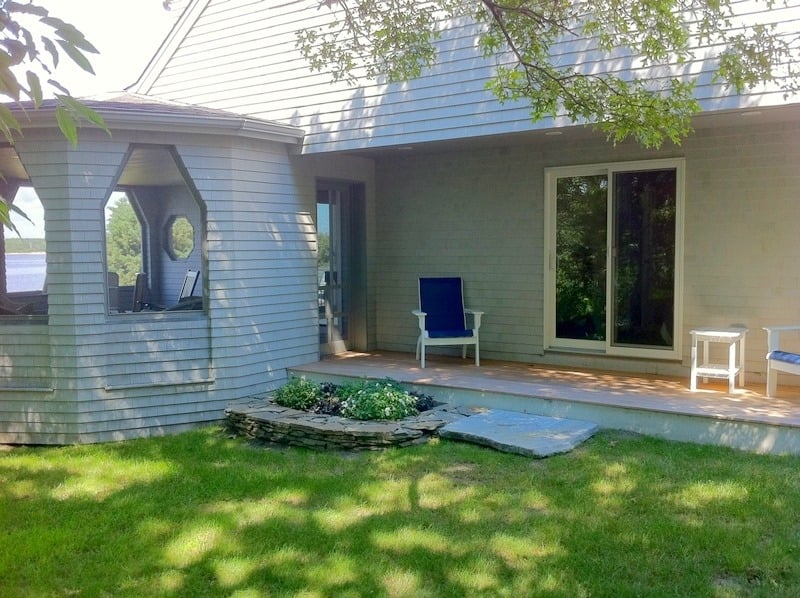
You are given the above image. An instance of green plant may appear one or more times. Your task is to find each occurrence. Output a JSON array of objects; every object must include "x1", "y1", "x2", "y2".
[
  {"x1": 340, "y1": 379, "x2": 419, "y2": 421},
  {"x1": 272, "y1": 376, "x2": 322, "y2": 410}
]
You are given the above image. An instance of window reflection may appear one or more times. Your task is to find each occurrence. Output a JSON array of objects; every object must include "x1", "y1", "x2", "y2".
[{"x1": 1, "y1": 186, "x2": 48, "y2": 315}]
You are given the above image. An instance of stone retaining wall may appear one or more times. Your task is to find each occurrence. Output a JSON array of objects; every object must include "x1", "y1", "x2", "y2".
[{"x1": 225, "y1": 395, "x2": 472, "y2": 450}]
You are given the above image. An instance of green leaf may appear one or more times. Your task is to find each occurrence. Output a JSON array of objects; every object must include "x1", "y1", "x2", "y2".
[
  {"x1": 0, "y1": 199, "x2": 21, "y2": 233},
  {"x1": 21, "y1": 29, "x2": 36, "y2": 62},
  {"x1": 55, "y1": 106, "x2": 78, "y2": 146},
  {"x1": 0, "y1": 103, "x2": 22, "y2": 145},
  {"x1": 6, "y1": 1, "x2": 48, "y2": 18},
  {"x1": 26, "y1": 71, "x2": 43, "y2": 107},
  {"x1": 42, "y1": 37, "x2": 58, "y2": 68},
  {"x1": 8, "y1": 200, "x2": 32, "y2": 224},
  {"x1": 46, "y1": 78, "x2": 69, "y2": 96},
  {"x1": 0, "y1": 62, "x2": 22, "y2": 101},
  {"x1": 42, "y1": 17, "x2": 99, "y2": 54},
  {"x1": 0, "y1": 39, "x2": 28, "y2": 65},
  {"x1": 55, "y1": 39, "x2": 95, "y2": 75},
  {"x1": 59, "y1": 95, "x2": 109, "y2": 135}
]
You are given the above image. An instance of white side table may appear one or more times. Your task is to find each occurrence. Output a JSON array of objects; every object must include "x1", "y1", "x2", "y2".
[{"x1": 689, "y1": 327, "x2": 748, "y2": 393}]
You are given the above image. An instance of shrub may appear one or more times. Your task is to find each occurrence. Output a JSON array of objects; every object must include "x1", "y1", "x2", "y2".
[
  {"x1": 411, "y1": 391, "x2": 437, "y2": 412},
  {"x1": 273, "y1": 376, "x2": 322, "y2": 410},
  {"x1": 272, "y1": 377, "x2": 428, "y2": 421},
  {"x1": 309, "y1": 396, "x2": 343, "y2": 416},
  {"x1": 340, "y1": 379, "x2": 419, "y2": 421}
]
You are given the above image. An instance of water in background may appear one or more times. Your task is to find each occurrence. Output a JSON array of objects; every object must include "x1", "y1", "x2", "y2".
[{"x1": 6, "y1": 253, "x2": 46, "y2": 292}]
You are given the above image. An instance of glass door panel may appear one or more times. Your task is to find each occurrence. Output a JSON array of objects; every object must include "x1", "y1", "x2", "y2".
[
  {"x1": 611, "y1": 169, "x2": 676, "y2": 349},
  {"x1": 317, "y1": 184, "x2": 351, "y2": 354},
  {"x1": 555, "y1": 175, "x2": 608, "y2": 344}
]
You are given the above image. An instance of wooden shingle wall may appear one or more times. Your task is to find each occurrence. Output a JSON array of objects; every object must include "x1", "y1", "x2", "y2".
[
  {"x1": 142, "y1": 0, "x2": 800, "y2": 153},
  {"x1": 0, "y1": 129, "x2": 317, "y2": 444}
]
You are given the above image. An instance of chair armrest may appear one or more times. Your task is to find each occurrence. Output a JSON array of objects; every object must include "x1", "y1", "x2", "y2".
[
  {"x1": 465, "y1": 309, "x2": 484, "y2": 330},
  {"x1": 763, "y1": 325, "x2": 800, "y2": 353},
  {"x1": 412, "y1": 309, "x2": 427, "y2": 332}
]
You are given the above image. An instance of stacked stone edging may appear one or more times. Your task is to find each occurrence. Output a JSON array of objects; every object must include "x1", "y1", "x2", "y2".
[{"x1": 225, "y1": 395, "x2": 472, "y2": 450}]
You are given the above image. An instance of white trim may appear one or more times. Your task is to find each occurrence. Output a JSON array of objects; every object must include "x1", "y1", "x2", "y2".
[{"x1": 544, "y1": 158, "x2": 685, "y2": 361}]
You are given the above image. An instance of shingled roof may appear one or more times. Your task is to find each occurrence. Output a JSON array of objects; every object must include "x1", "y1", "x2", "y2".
[{"x1": 7, "y1": 92, "x2": 304, "y2": 145}]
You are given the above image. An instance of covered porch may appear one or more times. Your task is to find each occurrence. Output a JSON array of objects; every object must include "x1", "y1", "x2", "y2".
[{"x1": 289, "y1": 352, "x2": 800, "y2": 456}]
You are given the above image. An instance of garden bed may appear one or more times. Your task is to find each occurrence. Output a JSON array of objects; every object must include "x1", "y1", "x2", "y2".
[{"x1": 225, "y1": 395, "x2": 473, "y2": 451}]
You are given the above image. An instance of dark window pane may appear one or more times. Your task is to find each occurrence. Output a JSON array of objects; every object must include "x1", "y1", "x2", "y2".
[
  {"x1": 555, "y1": 175, "x2": 608, "y2": 341},
  {"x1": 612, "y1": 169, "x2": 676, "y2": 348}
]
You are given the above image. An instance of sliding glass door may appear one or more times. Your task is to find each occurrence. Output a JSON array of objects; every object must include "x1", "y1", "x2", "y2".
[{"x1": 546, "y1": 160, "x2": 683, "y2": 358}]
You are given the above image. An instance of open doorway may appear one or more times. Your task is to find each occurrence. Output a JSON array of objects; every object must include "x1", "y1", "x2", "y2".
[{"x1": 317, "y1": 180, "x2": 366, "y2": 355}]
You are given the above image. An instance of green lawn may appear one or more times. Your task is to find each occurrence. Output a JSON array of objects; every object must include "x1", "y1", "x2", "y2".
[{"x1": 1, "y1": 427, "x2": 798, "y2": 597}]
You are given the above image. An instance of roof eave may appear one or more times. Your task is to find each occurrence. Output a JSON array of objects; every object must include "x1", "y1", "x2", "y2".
[{"x1": 12, "y1": 106, "x2": 305, "y2": 146}]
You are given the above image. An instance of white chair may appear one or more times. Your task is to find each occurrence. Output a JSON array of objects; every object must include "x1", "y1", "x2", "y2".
[
  {"x1": 764, "y1": 325, "x2": 800, "y2": 397},
  {"x1": 412, "y1": 277, "x2": 483, "y2": 368}
]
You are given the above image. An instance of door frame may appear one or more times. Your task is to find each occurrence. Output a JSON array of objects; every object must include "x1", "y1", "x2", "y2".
[
  {"x1": 316, "y1": 179, "x2": 367, "y2": 355},
  {"x1": 543, "y1": 158, "x2": 685, "y2": 360}
]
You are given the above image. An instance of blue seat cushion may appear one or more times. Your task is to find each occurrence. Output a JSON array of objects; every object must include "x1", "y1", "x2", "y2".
[
  {"x1": 429, "y1": 329, "x2": 473, "y2": 339},
  {"x1": 768, "y1": 350, "x2": 800, "y2": 365}
]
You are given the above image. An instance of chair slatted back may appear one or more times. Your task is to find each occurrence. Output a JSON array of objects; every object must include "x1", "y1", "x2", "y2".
[
  {"x1": 132, "y1": 272, "x2": 147, "y2": 312},
  {"x1": 179, "y1": 269, "x2": 199, "y2": 299},
  {"x1": 419, "y1": 277, "x2": 467, "y2": 334}
]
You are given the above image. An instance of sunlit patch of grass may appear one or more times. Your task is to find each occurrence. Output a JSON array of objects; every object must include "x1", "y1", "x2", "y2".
[
  {"x1": 381, "y1": 567, "x2": 422, "y2": 597},
  {"x1": 3, "y1": 449, "x2": 173, "y2": 501},
  {"x1": 415, "y1": 472, "x2": 477, "y2": 509},
  {"x1": 213, "y1": 557, "x2": 262, "y2": 588},
  {"x1": 355, "y1": 478, "x2": 412, "y2": 511},
  {"x1": 208, "y1": 491, "x2": 310, "y2": 529},
  {"x1": 372, "y1": 525, "x2": 453, "y2": 555},
  {"x1": 156, "y1": 569, "x2": 185, "y2": 593},
  {"x1": 302, "y1": 553, "x2": 360, "y2": 590},
  {"x1": 448, "y1": 556, "x2": 500, "y2": 592},
  {"x1": 674, "y1": 480, "x2": 750, "y2": 508},
  {"x1": 313, "y1": 501, "x2": 377, "y2": 532},
  {"x1": 164, "y1": 522, "x2": 227, "y2": 567},
  {"x1": 490, "y1": 533, "x2": 562, "y2": 569}
]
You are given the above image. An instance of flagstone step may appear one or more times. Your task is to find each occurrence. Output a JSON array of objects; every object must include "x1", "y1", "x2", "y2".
[{"x1": 440, "y1": 409, "x2": 599, "y2": 457}]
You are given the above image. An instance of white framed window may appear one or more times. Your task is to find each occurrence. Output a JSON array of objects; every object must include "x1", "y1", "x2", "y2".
[{"x1": 544, "y1": 158, "x2": 685, "y2": 360}]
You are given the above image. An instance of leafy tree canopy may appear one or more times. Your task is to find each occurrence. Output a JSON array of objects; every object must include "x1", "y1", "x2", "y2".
[
  {"x1": 0, "y1": 1, "x2": 108, "y2": 227},
  {"x1": 298, "y1": 0, "x2": 800, "y2": 148},
  {"x1": 0, "y1": 1, "x2": 107, "y2": 144},
  {"x1": 105, "y1": 197, "x2": 142, "y2": 286}
]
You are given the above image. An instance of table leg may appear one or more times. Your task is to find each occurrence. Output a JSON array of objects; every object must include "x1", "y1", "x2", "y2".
[
  {"x1": 728, "y1": 340, "x2": 736, "y2": 394},
  {"x1": 702, "y1": 340, "x2": 710, "y2": 384},
  {"x1": 738, "y1": 334, "x2": 746, "y2": 387},
  {"x1": 690, "y1": 334, "x2": 698, "y2": 391}
]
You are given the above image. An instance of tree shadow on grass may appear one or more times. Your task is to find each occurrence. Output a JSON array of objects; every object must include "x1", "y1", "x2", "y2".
[{"x1": 1, "y1": 428, "x2": 799, "y2": 596}]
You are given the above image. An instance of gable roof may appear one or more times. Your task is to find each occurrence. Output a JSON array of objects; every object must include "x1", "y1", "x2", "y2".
[{"x1": 130, "y1": 0, "x2": 212, "y2": 95}]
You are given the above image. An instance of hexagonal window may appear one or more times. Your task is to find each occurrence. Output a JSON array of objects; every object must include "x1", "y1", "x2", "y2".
[
  {"x1": 104, "y1": 145, "x2": 204, "y2": 314},
  {"x1": 166, "y1": 215, "x2": 194, "y2": 260}
]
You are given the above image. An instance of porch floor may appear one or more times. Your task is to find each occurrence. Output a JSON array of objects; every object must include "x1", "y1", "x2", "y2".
[{"x1": 290, "y1": 351, "x2": 800, "y2": 455}]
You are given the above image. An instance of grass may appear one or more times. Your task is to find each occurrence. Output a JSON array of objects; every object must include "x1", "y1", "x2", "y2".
[{"x1": 1, "y1": 428, "x2": 799, "y2": 597}]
